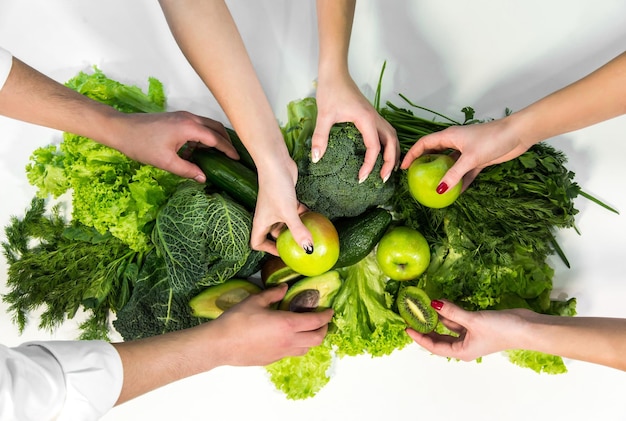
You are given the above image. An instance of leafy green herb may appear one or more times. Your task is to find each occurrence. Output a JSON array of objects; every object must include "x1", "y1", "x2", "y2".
[{"x1": 2, "y1": 197, "x2": 139, "y2": 340}]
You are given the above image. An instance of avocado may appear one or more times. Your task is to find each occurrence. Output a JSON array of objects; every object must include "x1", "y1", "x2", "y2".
[
  {"x1": 189, "y1": 278, "x2": 262, "y2": 319},
  {"x1": 261, "y1": 255, "x2": 303, "y2": 287},
  {"x1": 279, "y1": 270, "x2": 342, "y2": 312}
]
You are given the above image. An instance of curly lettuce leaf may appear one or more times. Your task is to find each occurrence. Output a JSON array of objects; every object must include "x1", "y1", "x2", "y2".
[
  {"x1": 265, "y1": 342, "x2": 334, "y2": 400},
  {"x1": 25, "y1": 68, "x2": 182, "y2": 252},
  {"x1": 505, "y1": 349, "x2": 568, "y2": 375}
]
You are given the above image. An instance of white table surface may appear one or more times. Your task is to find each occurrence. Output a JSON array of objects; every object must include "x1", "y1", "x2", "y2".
[{"x1": 1, "y1": 1, "x2": 626, "y2": 420}]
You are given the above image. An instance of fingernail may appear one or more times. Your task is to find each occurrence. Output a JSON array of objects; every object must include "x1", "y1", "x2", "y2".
[
  {"x1": 436, "y1": 182, "x2": 448, "y2": 194},
  {"x1": 311, "y1": 148, "x2": 320, "y2": 163},
  {"x1": 431, "y1": 300, "x2": 444, "y2": 310},
  {"x1": 302, "y1": 242, "x2": 314, "y2": 254},
  {"x1": 194, "y1": 174, "x2": 206, "y2": 183},
  {"x1": 358, "y1": 174, "x2": 368, "y2": 184},
  {"x1": 382, "y1": 172, "x2": 391, "y2": 183}
]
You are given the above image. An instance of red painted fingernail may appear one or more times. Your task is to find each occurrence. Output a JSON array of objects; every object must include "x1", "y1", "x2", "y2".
[
  {"x1": 431, "y1": 300, "x2": 444, "y2": 310},
  {"x1": 436, "y1": 182, "x2": 448, "y2": 194}
]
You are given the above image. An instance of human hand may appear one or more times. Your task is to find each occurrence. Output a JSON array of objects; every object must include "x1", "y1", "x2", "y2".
[
  {"x1": 312, "y1": 74, "x2": 399, "y2": 183},
  {"x1": 399, "y1": 116, "x2": 533, "y2": 191},
  {"x1": 249, "y1": 152, "x2": 312, "y2": 256},
  {"x1": 108, "y1": 111, "x2": 238, "y2": 182},
  {"x1": 406, "y1": 299, "x2": 532, "y2": 361},
  {"x1": 210, "y1": 284, "x2": 334, "y2": 366}
]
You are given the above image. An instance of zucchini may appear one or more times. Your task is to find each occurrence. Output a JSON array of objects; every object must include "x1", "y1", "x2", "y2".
[
  {"x1": 192, "y1": 148, "x2": 258, "y2": 210},
  {"x1": 333, "y1": 207, "x2": 392, "y2": 268},
  {"x1": 225, "y1": 127, "x2": 256, "y2": 170}
]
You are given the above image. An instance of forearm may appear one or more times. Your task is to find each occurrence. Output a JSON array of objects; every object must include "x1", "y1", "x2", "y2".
[
  {"x1": 518, "y1": 313, "x2": 626, "y2": 371},
  {"x1": 316, "y1": 0, "x2": 355, "y2": 80},
  {"x1": 0, "y1": 57, "x2": 126, "y2": 149},
  {"x1": 158, "y1": 0, "x2": 291, "y2": 171},
  {"x1": 510, "y1": 51, "x2": 626, "y2": 146},
  {"x1": 112, "y1": 324, "x2": 224, "y2": 405}
]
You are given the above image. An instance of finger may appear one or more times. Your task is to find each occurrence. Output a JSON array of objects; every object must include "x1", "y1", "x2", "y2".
[
  {"x1": 183, "y1": 115, "x2": 239, "y2": 160},
  {"x1": 437, "y1": 316, "x2": 466, "y2": 336},
  {"x1": 353, "y1": 123, "x2": 381, "y2": 182},
  {"x1": 406, "y1": 329, "x2": 462, "y2": 357},
  {"x1": 196, "y1": 115, "x2": 230, "y2": 141},
  {"x1": 378, "y1": 129, "x2": 399, "y2": 181},
  {"x1": 287, "y1": 308, "x2": 334, "y2": 333},
  {"x1": 291, "y1": 325, "x2": 329, "y2": 350},
  {"x1": 310, "y1": 116, "x2": 333, "y2": 164},
  {"x1": 164, "y1": 157, "x2": 208, "y2": 183}
]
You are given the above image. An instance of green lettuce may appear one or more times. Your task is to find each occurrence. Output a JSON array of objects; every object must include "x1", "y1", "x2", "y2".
[
  {"x1": 265, "y1": 342, "x2": 334, "y2": 400},
  {"x1": 25, "y1": 68, "x2": 182, "y2": 252},
  {"x1": 329, "y1": 251, "x2": 411, "y2": 358}
]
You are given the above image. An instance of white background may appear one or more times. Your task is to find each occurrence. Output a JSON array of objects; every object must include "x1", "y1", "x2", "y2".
[{"x1": 1, "y1": 1, "x2": 626, "y2": 420}]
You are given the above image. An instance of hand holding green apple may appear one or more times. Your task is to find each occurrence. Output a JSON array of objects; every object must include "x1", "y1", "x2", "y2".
[
  {"x1": 376, "y1": 226, "x2": 430, "y2": 281},
  {"x1": 276, "y1": 211, "x2": 340, "y2": 277},
  {"x1": 407, "y1": 154, "x2": 462, "y2": 208}
]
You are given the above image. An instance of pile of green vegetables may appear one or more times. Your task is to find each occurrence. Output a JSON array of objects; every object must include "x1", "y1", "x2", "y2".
[{"x1": 1, "y1": 67, "x2": 615, "y2": 400}]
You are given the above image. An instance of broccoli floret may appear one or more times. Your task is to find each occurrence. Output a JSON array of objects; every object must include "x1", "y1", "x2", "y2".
[{"x1": 295, "y1": 123, "x2": 396, "y2": 220}]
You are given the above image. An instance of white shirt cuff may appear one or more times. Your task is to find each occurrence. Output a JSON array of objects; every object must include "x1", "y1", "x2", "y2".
[{"x1": 31, "y1": 340, "x2": 124, "y2": 421}]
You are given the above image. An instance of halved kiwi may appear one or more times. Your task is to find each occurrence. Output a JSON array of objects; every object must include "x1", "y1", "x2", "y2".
[{"x1": 396, "y1": 286, "x2": 438, "y2": 333}]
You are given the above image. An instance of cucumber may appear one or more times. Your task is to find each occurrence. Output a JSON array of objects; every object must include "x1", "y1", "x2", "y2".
[
  {"x1": 192, "y1": 148, "x2": 258, "y2": 210},
  {"x1": 333, "y1": 207, "x2": 392, "y2": 268}
]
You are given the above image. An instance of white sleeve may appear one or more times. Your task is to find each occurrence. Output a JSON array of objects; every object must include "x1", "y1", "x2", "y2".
[
  {"x1": 0, "y1": 340, "x2": 124, "y2": 421},
  {"x1": 0, "y1": 46, "x2": 13, "y2": 91}
]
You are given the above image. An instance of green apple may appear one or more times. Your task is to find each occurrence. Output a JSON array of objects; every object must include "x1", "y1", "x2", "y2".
[
  {"x1": 407, "y1": 154, "x2": 462, "y2": 208},
  {"x1": 375, "y1": 226, "x2": 430, "y2": 281},
  {"x1": 276, "y1": 211, "x2": 340, "y2": 277}
]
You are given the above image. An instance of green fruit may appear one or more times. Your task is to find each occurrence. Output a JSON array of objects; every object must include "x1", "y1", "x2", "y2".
[
  {"x1": 276, "y1": 211, "x2": 340, "y2": 277},
  {"x1": 189, "y1": 279, "x2": 262, "y2": 319},
  {"x1": 376, "y1": 226, "x2": 430, "y2": 281},
  {"x1": 279, "y1": 270, "x2": 342, "y2": 312},
  {"x1": 407, "y1": 154, "x2": 462, "y2": 209},
  {"x1": 261, "y1": 255, "x2": 303, "y2": 287},
  {"x1": 396, "y1": 286, "x2": 438, "y2": 333}
]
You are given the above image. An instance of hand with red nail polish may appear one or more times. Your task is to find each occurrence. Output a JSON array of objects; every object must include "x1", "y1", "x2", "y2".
[
  {"x1": 406, "y1": 299, "x2": 626, "y2": 371},
  {"x1": 400, "y1": 51, "x2": 626, "y2": 194}
]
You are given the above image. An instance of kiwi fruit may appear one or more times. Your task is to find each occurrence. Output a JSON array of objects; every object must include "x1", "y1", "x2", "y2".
[{"x1": 396, "y1": 286, "x2": 438, "y2": 333}]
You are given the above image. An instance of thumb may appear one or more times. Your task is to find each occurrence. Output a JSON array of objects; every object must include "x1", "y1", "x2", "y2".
[
  {"x1": 436, "y1": 155, "x2": 473, "y2": 195},
  {"x1": 431, "y1": 299, "x2": 471, "y2": 326},
  {"x1": 283, "y1": 214, "x2": 314, "y2": 255}
]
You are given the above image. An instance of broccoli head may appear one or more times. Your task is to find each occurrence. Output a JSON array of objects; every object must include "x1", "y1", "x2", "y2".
[{"x1": 295, "y1": 123, "x2": 397, "y2": 220}]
